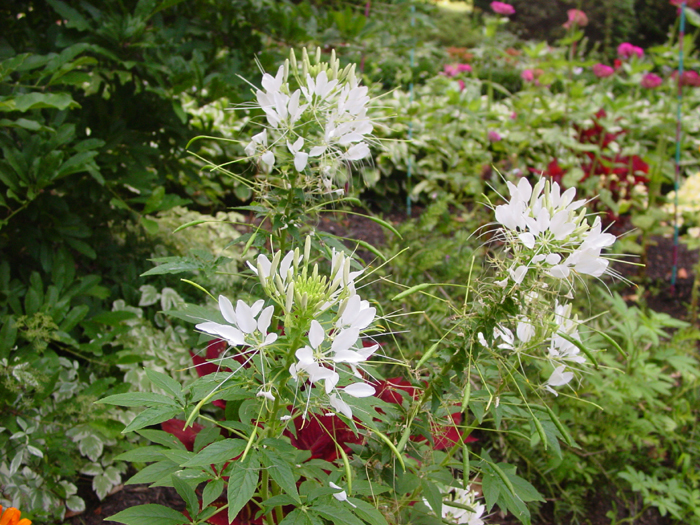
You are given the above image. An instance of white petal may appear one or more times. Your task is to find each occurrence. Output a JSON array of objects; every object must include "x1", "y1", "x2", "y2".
[
  {"x1": 235, "y1": 300, "x2": 257, "y2": 334},
  {"x1": 218, "y1": 295, "x2": 236, "y2": 324},
  {"x1": 332, "y1": 327, "x2": 360, "y2": 354},
  {"x1": 519, "y1": 232, "x2": 535, "y2": 249},
  {"x1": 547, "y1": 365, "x2": 574, "y2": 387},
  {"x1": 325, "y1": 371, "x2": 339, "y2": 393},
  {"x1": 309, "y1": 146, "x2": 327, "y2": 157},
  {"x1": 332, "y1": 349, "x2": 365, "y2": 363},
  {"x1": 196, "y1": 322, "x2": 245, "y2": 345},
  {"x1": 295, "y1": 346, "x2": 315, "y2": 366},
  {"x1": 294, "y1": 151, "x2": 308, "y2": 172},
  {"x1": 261, "y1": 150, "x2": 275, "y2": 168},
  {"x1": 344, "y1": 382, "x2": 376, "y2": 398},
  {"x1": 329, "y1": 393, "x2": 353, "y2": 419},
  {"x1": 343, "y1": 143, "x2": 370, "y2": 161},
  {"x1": 258, "y1": 305, "x2": 274, "y2": 335},
  {"x1": 309, "y1": 320, "x2": 325, "y2": 349}
]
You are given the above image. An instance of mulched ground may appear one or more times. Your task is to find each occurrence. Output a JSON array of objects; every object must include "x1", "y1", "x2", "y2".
[{"x1": 63, "y1": 210, "x2": 697, "y2": 525}]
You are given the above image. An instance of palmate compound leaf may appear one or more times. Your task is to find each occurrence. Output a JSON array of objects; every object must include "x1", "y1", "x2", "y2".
[{"x1": 108, "y1": 504, "x2": 189, "y2": 525}]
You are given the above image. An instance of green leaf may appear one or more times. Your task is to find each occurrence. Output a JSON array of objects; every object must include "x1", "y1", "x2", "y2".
[
  {"x1": 127, "y1": 461, "x2": 180, "y2": 486},
  {"x1": 108, "y1": 504, "x2": 188, "y2": 525},
  {"x1": 0, "y1": 118, "x2": 54, "y2": 132},
  {"x1": 146, "y1": 369, "x2": 184, "y2": 404},
  {"x1": 260, "y1": 449, "x2": 300, "y2": 503},
  {"x1": 90, "y1": 310, "x2": 137, "y2": 325},
  {"x1": 227, "y1": 453, "x2": 260, "y2": 523},
  {"x1": 313, "y1": 503, "x2": 366, "y2": 525},
  {"x1": 124, "y1": 407, "x2": 182, "y2": 433},
  {"x1": 10, "y1": 92, "x2": 79, "y2": 112},
  {"x1": 278, "y1": 509, "x2": 316, "y2": 525},
  {"x1": 685, "y1": 7, "x2": 700, "y2": 28},
  {"x1": 346, "y1": 498, "x2": 390, "y2": 525},
  {"x1": 172, "y1": 473, "x2": 199, "y2": 517},
  {"x1": 183, "y1": 439, "x2": 247, "y2": 467},
  {"x1": 201, "y1": 479, "x2": 225, "y2": 509},
  {"x1": 114, "y1": 446, "x2": 167, "y2": 463},
  {"x1": 100, "y1": 392, "x2": 178, "y2": 408},
  {"x1": 421, "y1": 479, "x2": 442, "y2": 518},
  {"x1": 136, "y1": 429, "x2": 187, "y2": 450}
]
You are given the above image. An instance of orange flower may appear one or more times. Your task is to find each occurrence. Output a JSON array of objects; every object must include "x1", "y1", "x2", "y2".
[{"x1": 0, "y1": 506, "x2": 32, "y2": 525}]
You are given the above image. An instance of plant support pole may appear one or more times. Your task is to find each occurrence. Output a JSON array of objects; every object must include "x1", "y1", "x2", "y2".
[
  {"x1": 407, "y1": 3, "x2": 415, "y2": 217},
  {"x1": 671, "y1": 1, "x2": 687, "y2": 292}
]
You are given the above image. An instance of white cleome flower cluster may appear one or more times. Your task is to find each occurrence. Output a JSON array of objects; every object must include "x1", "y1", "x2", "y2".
[
  {"x1": 494, "y1": 177, "x2": 616, "y2": 286},
  {"x1": 198, "y1": 238, "x2": 379, "y2": 420},
  {"x1": 244, "y1": 61, "x2": 373, "y2": 181}
]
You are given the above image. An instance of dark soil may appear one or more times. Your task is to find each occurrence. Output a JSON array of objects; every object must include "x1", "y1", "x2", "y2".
[
  {"x1": 62, "y1": 212, "x2": 697, "y2": 525},
  {"x1": 64, "y1": 480, "x2": 185, "y2": 525}
]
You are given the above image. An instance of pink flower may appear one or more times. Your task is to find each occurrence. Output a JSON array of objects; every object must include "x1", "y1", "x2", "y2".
[
  {"x1": 443, "y1": 64, "x2": 458, "y2": 77},
  {"x1": 490, "y1": 1, "x2": 515, "y2": 15},
  {"x1": 456, "y1": 63, "x2": 472, "y2": 73},
  {"x1": 671, "y1": 0, "x2": 700, "y2": 8},
  {"x1": 673, "y1": 70, "x2": 700, "y2": 87},
  {"x1": 458, "y1": 79, "x2": 466, "y2": 91},
  {"x1": 488, "y1": 130, "x2": 502, "y2": 142},
  {"x1": 592, "y1": 63, "x2": 615, "y2": 78},
  {"x1": 563, "y1": 9, "x2": 588, "y2": 29},
  {"x1": 510, "y1": 112, "x2": 517, "y2": 120},
  {"x1": 521, "y1": 69, "x2": 534, "y2": 82},
  {"x1": 617, "y1": 42, "x2": 644, "y2": 60},
  {"x1": 640, "y1": 73, "x2": 662, "y2": 89}
]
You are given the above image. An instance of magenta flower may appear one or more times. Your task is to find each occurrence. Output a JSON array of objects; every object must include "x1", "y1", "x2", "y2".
[
  {"x1": 563, "y1": 9, "x2": 588, "y2": 29},
  {"x1": 490, "y1": 1, "x2": 515, "y2": 15},
  {"x1": 640, "y1": 73, "x2": 662, "y2": 89},
  {"x1": 592, "y1": 63, "x2": 615, "y2": 78},
  {"x1": 457, "y1": 63, "x2": 472, "y2": 73},
  {"x1": 617, "y1": 42, "x2": 644, "y2": 60},
  {"x1": 521, "y1": 69, "x2": 534, "y2": 82},
  {"x1": 458, "y1": 80, "x2": 466, "y2": 91},
  {"x1": 671, "y1": 0, "x2": 700, "y2": 8},
  {"x1": 488, "y1": 130, "x2": 502, "y2": 142},
  {"x1": 443, "y1": 64, "x2": 458, "y2": 77}
]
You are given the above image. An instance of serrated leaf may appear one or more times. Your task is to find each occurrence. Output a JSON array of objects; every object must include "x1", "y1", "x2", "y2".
[
  {"x1": 313, "y1": 503, "x2": 366, "y2": 525},
  {"x1": 227, "y1": 453, "x2": 260, "y2": 523},
  {"x1": 421, "y1": 479, "x2": 442, "y2": 518},
  {"x1": 278, "y1": 509, "x2": 315, "y2": 525},
  {"x1": 124, "y1": 407, "x2": 182, "y2": 433},
  {"x1": 260, "y1": 449, "x2": 300, "y2": 503},
  {"x1": 136, "y1": 429, "x2": 186, "y2": 450},
  {"x1": 201, "y1": 479, "x2": 225, "y2": 509},
  {"x1": 126, "y1": 460, "x2": 180, "y2": 486},
  {"x1": 184, "y1": 438, "x2": 246, "y2": 467},
  {"x1": 67, "y1": 495, "x2": 86, "y2": 512},
  {"x1": 145, "y1": 369, "x2": 184, "y2": 403},
  {"x1": 346, "y1": 498, "x2": 390, "y2": 525},
  {"x1": 108, "y1": 504, "x2": 188, "y2": 525},
  {"x1": 94, "y1": 473, "x2": 115, "y2": 500},
  {"x1": 78, "y1": 434, "x2": 103, "y2": 461},
  {"x1": 172, "y1": 473, "x2": 199, "y2": 517},
  {"x1": 100, "y1": 392, "x2": 178, "y2": 408},
  {"x1": 114, "y1": 446, "x2": 165, "y2": 463}
]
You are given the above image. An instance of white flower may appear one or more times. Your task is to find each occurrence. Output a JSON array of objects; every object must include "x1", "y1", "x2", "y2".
[
  {"x1": 195, "y1": 295, "x2": 278, "y2": 348},
  {"x1": 329, "y1": 482, "x2": 356, "y2": 507},
  {"x1": 432, "y1": 486, "x2": 485, "y2": 525},
  {"x1": 545, "y1": 365, "x2": 574, "y2": 395},
  {"x1": 329, "y1": 392, "x2": 353, "y2": 418},
  {"x1": 287, "y1": 137, "x2": 309, "y2": 171},
  {"x1": 256, "y1": 389, "x2": 275, "y2": 402},
  {"x1": 494, "y1": 177, "x2": 616, "y2": 285},
  {"x1": 289, "y1": 320, "x2": 339, "y2": 394}
]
